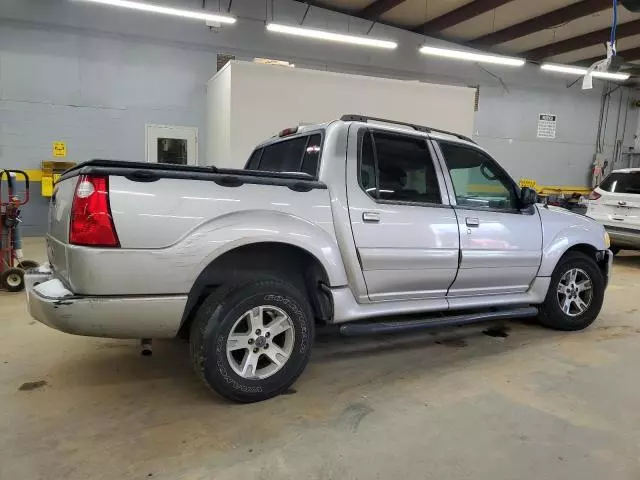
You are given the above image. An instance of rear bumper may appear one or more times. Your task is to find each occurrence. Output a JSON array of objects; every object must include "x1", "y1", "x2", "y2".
[
  {"x1": 604, "y1": 225, "x2": 640, "y2": 249},
  {"x1": 25, "y1": 265, "x2": 187, "y2": 339}
]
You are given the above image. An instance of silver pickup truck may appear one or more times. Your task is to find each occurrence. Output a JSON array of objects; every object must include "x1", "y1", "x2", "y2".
[{"x1": 26, "y1": 115, "x2": 612, "y2": 403}]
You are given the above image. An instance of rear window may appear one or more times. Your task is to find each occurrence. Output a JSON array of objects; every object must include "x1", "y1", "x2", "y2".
[
  {"x1": 245, "y1": 133, "x2": 322, "y2": 177},
  {"x1": 600, "y1": 172, "x2": 640, "y2": 194}
]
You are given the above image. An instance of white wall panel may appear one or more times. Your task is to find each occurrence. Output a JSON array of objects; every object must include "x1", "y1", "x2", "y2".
[{"x1": 209, "y1": 61, "x2": 475, "y2": 168}]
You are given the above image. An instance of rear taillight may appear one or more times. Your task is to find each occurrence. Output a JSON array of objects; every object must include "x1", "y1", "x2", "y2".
[
  {"x1": 587, "y1": 191, "x2": 602, "y2": 200},
  {"x1": 69, "y1": 175, "x2": 120, "y2": 247}
]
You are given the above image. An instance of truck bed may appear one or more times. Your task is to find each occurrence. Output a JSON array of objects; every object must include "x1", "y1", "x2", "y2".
[{"x1": 48, "y1": 159, "x2": 337, "y2": 296}]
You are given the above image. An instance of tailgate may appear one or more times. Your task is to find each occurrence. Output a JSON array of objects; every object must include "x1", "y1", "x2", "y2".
[
  {"x1": 47, "y1": 177, "x2": 77, "y2": 282},
  {"x1": 602, "y1": 194, "x2": 640, "y2": 228}
]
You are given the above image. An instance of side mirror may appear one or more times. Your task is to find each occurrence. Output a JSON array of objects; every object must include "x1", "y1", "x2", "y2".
[{"x1": 520, "y1": 187, "x2": 537, "y2": 206}]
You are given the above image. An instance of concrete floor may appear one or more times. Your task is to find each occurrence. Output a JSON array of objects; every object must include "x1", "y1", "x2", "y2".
[{"x1": 2, "y1": 238, "x2": 640, "y2": 479}]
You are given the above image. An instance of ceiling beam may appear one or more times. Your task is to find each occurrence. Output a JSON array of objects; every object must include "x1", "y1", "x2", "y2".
[
  {"x1": 414, "y1": 0, "x2": 515, "y2": 35},
  {"x1": 577, "y1": 46, "x2": 640, "y2": 66},
  {"x1": 473, "y1": 0, "x2": 610, "y2": 46},
  {"x1": 359, "y1": 0, "x2": 406, "y2": 19},
  {"x1": 524, "y1": 20, "x2": 640, "y2": 60}
]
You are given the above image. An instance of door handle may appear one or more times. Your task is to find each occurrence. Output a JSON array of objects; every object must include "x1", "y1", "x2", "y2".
[
  {"x1": 465, "y1": 217, "x2": 480, "y2": 227},
  {"x1": 362, "y1": 212, "x2": 380, "y2": 223},
  {"x1": 618, "y1": 201, "x2": 628, "y2": 206}
]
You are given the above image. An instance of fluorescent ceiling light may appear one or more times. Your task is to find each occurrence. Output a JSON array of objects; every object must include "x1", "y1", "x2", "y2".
[
  {"x1": 73, "y1": 0, "x2": 236, "y2": 24},
  {"x1": 540, "y1": 63, "x2": 630, "y2": 81},
  {"x1": 266, "y1": 23, "x2": 397, "y2": 50},
  {"x1": 419, "y1": 45, "x2": 525, "y2": 67}
]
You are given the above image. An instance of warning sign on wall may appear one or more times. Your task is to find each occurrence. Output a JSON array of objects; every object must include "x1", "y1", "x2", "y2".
[
  {"x1": 52, "y1": 141, "x2": 66, "y2": 157},
  {"x1": 537, "y1": 114, "x2": 557, "y2": 139}
]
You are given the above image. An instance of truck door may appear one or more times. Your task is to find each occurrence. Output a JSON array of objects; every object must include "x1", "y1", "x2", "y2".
[
  {"x1": 432, "y1": 140, "x2": 542, "y2": 297},
  {"x1": 346, "y1": 127, "x2": 460, "y2": 302}
]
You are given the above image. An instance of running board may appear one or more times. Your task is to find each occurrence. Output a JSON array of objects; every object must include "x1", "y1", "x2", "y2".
[{"x1": 338, "y1": 306, "x2": 538, "y2": 336}]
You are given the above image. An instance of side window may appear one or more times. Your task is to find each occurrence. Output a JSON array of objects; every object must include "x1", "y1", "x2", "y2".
[
  {"x1": 439, "y1": 142, "x2": 517, "y2": 211},
  {"x1": 600, "y1": 172, "x2": 640, "y2": 193},
  {"x1": 246, "y1": 148, "x2": 262, "y2": 170},
  {"x1": 300, "y1": 134, "x2": 322, "y2": 176},
  {"x1": 358, "y1": 131, "x2": 442, "y2": 204},
  {"x1": 259, "y1": 136, "x2": 309, "y2": 173},
  {"x1": 245, "y1": 134, "x2": 322, "y2": 176},
  {"x1": 359, "y1": 133, "x2": 377, "y2": 194}
]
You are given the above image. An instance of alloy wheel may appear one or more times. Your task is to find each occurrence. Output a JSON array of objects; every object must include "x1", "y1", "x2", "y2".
[
  {"x1": 556, "y1": 267, "x2": 593, "y2": 317},
  {"x1": 226, "y1": 305, "x2": 295, "y2": 380}
]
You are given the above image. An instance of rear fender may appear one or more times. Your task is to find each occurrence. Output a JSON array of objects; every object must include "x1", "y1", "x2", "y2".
[{"x1": 189, "y1": 210, "x2": 348, "y2": 287}]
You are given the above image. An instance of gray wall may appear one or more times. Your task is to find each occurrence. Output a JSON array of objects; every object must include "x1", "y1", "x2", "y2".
[{"x1": 0, "y1": 0, "x2": 637, "y2": 235}]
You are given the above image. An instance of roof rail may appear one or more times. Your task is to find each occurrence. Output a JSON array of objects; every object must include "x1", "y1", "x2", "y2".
[{"x1": 340, "y1": 114, "x2": 476, "y2": 144}]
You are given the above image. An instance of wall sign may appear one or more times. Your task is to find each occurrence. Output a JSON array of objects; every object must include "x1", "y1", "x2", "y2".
[
  {"x1": 537, "y1": 114, "x2": 557, "y2": 139},
  {"x1": 52, "y1": 141, "x2": 67, "y2": 157}
]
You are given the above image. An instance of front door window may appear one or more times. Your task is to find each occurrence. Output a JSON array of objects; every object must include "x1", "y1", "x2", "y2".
[{"x1": 439, "y1": 142, "x2": 518, "y2": 211}]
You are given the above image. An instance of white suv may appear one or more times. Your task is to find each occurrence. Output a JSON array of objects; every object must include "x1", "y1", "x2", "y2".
[{"x1": 587, "y1": 168, "x2": 640, "y2": 254}]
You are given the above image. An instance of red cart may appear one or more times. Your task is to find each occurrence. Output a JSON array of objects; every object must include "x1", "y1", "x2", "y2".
[{"x1": 0, "y1": 170, "x2": 39, "y2": 291}]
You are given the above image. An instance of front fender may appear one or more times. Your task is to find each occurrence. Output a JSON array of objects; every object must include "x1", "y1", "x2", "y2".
[
  {"x1": 187, "y1": 210, "x2": 349, "y2": 287},
  {"x1": 537, "y1": 205, "x2": 607, "y2": 277}
]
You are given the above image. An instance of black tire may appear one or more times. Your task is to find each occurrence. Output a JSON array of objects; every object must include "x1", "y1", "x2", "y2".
[
  {"x1": 609, "y1": 246, "x2": 621, "y2": 256},
  {"x1": 1, "y1": 268, "x2": 25, "y2": 292},
  {"x1": 538, "y1": 251, "x2": 604, "y2": 331},
  {"x1": 189, "y1": 277, "x2": 315, "y2": 403},
  {"x1": 17, "y1": 260, "x2": 40, "y2": 270}
]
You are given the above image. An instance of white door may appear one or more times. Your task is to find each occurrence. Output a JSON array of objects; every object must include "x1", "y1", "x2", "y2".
[{"x1": 146, "y1": 125, "x2": 198, "y2": 166}]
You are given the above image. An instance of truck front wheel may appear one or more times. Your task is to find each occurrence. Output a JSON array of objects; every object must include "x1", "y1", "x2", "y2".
[
  {"x1": 538, "y1": 251, "x2": 605, "y2": 331},
  {"x1": 189, "y1": 277, "x2": 314, "y2": 403}
]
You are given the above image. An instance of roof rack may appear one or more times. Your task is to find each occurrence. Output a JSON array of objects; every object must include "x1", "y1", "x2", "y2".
[{"x1": 340, "y1": 114, "x2": 476, "y2": 144}]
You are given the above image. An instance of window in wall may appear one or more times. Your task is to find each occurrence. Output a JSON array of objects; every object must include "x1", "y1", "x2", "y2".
[
  {"x1": 359, "y1": 131, "x2": 442, "y2": 204},
  {"x1": 157, "y1": 138, "x2": 188, "y2": 165},
  {"x1": 439, "y1": 142, "x2": 517, "y2": 211}
]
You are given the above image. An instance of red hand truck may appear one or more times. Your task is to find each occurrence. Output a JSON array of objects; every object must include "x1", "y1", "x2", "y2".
[{"x1": 0, "y1": 170, "x2": 40, "y2": 292}]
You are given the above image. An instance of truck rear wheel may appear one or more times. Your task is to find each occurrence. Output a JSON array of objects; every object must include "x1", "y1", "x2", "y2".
[
  {"x1": 538, "y1": 251, "x2": 604, "y2": 331},
  {"x1": 189, "y1": 277, "x2": 314, "y2": 403}
]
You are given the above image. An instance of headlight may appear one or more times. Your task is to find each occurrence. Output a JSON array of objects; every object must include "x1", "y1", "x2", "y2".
[{"x1": 605, "y1": 231, "x2": 611, "y2": 249}]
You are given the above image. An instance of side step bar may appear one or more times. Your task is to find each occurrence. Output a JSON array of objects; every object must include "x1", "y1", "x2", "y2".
[{"x1": 339, "y1": 306, "x2": 538, "y2": 336}]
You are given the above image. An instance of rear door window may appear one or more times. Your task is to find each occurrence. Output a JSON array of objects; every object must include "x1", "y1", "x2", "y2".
[
  {"x1": 358, "y1": 130, "x2": 442, "y2": 205},
  {"x1": 245, "y1": 133, "x2": 322, "y2": 177},
  {"x1": 600, "y1": 172, "x2": 640, "y2": 194}
]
